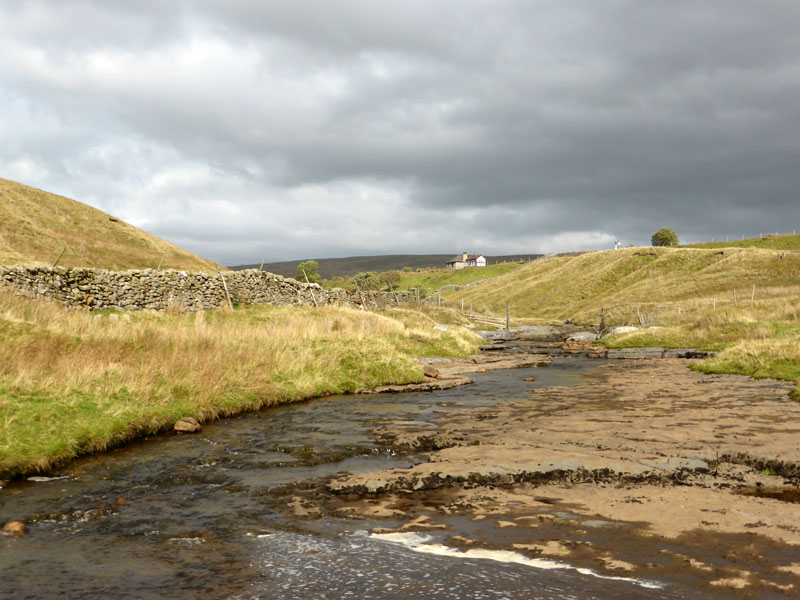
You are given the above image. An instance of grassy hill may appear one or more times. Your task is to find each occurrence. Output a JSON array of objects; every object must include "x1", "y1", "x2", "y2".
[
  {"x1": 446, "y1": 246, "x2": 800, "y2": 324},
  {"x1": 0, "y1": 177, "x2": 220, "y2": 272},
  {"x1": 392, "y1": 262, "x2": 525, "y2": 292},
  {"x1": 688, "y1": 233, "x2": 800, "y2": 251},
  {"x1": 232, "y1": 254, "x2": 541, "y2": 279},
  {"x1": 447, "y1": 245, "x2": 800, "y2": 396}
]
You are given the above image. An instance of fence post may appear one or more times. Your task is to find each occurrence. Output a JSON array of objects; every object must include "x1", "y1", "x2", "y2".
[
  {"x1": 259, "y1": 259, "x2": 265, "y2": 272},
  {"x1": 506, "y1": 303, "x2": 510, "y2": 331},
  {"x1": 302, "y1": 269, "x2": 319, "y2": 307},
  {"x1": 52, "y1": 247, "x2": 66, "y2": 268},
  {"x1": 156, "y1": 253, "x2": 165, "y2": 272},
  {"x1": 751, "y1": 284, "x2": 756, "y2": 305},
  {"x1": 600, "y1": 307, "x2": 605, "y2": 331},
  {"x1": 218, "y1": 265, "x2": 234, "y2": 311}
]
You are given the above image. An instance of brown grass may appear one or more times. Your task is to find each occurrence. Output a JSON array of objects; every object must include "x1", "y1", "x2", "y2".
[
  {"x1": 0, "y1": 290, "x2": 480, "y2": 477},
  {"x1": 0, "y1": 177, "x2": 220, "y2": 271}
]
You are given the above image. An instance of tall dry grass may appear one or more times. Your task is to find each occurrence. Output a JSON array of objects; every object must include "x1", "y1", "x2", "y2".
[{"x1": 0, "y1": 290, "x2": 480, "y2": 477}]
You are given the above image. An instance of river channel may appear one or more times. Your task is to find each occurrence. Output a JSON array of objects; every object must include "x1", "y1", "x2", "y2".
[{"x1": 1, "y1": 357, "x2": 697, "y2": 599}]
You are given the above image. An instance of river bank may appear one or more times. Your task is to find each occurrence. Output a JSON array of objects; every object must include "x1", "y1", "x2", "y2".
[
  {"x1": 0, "y1": 291, "x2": 481, "y2": 480},
  {"x1": 318, "y1": 331, "x2": 800, "y2": 597}
]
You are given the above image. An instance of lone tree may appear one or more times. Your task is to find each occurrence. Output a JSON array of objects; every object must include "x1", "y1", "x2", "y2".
[
  {"x1": 651, "y1": 227, "x2": 679, "y2": 247},
  {"x1": 296, "y1": 260, "x2": 321, "y2": 283}
]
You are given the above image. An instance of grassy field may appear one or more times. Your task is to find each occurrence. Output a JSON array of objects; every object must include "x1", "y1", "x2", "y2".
[
  {"x1": 445, "y1": 246, "x2": 800, "y2": 324},
  {"x1": 392, "y1": 263, "x2": 525, "y2": 293},
  {"x1": 324, "y1": 263, "x2": 526, "y2": 295},
  {"x1": 688, "y1": 233, "x2": 800, "y2": 251},
  {"x1": 0, "y1": 177, "x2": 220, "y2": 271},
  {"x1": 0, "y1": 291, "x2": 480, "y2": 478}
]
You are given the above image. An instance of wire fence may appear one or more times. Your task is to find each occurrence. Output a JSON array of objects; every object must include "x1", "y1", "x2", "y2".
[{"x1": 435, "y1": 283, "x2": 800, "y2": 329}]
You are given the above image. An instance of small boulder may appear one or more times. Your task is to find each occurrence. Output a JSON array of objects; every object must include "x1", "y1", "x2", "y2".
[
  {"x1": 524, "y1": 377, "x2": 536, "y2": 382},
  {"x1": 2, "y1": 521, "x2": 26, "y2": 538},
  {"x1": 422, "y1": 365, "x2": 440, "y2": 379},
  {"x1": 174, "y1": 416, "x2": 202, "y2": 433}
]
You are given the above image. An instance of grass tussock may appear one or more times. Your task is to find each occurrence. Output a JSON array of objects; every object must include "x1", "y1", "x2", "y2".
[{"x1": 0, "y1": 290, "x2": 480, "y2": 478}]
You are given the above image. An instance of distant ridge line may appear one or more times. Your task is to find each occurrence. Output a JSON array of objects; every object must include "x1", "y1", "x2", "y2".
[{"x1": 230, "y1": 254, "x2": 543, "y2": 279}]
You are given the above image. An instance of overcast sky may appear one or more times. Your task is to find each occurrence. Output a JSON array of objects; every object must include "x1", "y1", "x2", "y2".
[{"x1": 2, "y1": 1, "x2": 800, "y2": 264}]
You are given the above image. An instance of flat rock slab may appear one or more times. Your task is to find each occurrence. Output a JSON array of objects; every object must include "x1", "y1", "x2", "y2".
[
  {"x1": 325, "y1": 358, "x2": 800, "y2": 594},
  {"x1": 606, "y1": 347, "x2": 666, "y2": 359},
  {"x1": 359, "y1": 376, "x2": 474, "y2": 394},
  {"x1": 328, "y1": 445, "x2": 711, "y2": 495}
]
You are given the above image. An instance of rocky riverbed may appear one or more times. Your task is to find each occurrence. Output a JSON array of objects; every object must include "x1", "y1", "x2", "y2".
[{"x1": 312, "y1": 330, "x2": 800, "y2": 598}]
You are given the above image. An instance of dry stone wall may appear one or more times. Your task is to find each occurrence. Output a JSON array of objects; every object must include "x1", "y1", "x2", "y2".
[{"x1": 0, "y1": 265, "x2": 416, "y2": 312}]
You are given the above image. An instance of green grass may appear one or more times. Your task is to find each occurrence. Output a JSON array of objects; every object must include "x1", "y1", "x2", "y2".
[
  {"x1": 601, "y1": 302, "x2": 800, "y2": 399},
  {"x1": 439, "y1": 245, "x2": 800, "y2": 400},
  {"x1": 392, "y1": 263, "x2": 524, "y2": 293},
  {"x1": 688, "y1": 234, "x2": 800, "y2": 251},
  {"x1": 446, "y1": 246, "x2": 800, "y2": 324},
  {"x1": 0, "y1": 292, "x2": 480, "y2": 478}
]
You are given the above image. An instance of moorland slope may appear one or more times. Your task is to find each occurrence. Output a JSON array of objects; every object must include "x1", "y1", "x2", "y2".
[
  {"x1": 0, "y1": 177, "x2": 220, "y2": 272},
  {"x1": 447, "y1": 245, "x2": 800, "y2": 324}
]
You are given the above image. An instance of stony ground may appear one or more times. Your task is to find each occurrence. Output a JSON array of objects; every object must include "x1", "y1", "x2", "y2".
[{"x1": 321, "y1": 355, "x2": 800, "y2": 598}]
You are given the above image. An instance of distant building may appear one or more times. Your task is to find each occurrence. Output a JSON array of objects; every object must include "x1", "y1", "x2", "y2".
[{"x1": 446, "y1": 252, "x2": 487, "y2": 269}]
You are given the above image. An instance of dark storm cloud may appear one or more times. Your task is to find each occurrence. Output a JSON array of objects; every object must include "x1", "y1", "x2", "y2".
[{"x1": 1, "y1": 1, "x2": 799, "y2": 263}]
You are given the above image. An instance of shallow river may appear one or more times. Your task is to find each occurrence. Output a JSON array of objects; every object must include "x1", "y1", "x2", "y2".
[{"x1": 1, "y1": 358, "x2": 694, "y2": 599}]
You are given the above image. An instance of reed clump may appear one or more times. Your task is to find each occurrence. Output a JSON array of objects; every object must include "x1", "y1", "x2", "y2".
[{"x1": 0, "y1": 290, "x2": 480, "y2": 478}]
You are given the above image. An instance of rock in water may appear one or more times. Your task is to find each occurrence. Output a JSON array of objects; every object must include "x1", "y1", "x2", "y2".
[
  {"x1": 174, "y1": 417, "x2": 202, "y2": 433},
  {"x1": 422, "y1": 365, "x2": 440, "y2": 379},
  {"x1": 2, "y1": 521, "x2": 26, "y2": 537}
]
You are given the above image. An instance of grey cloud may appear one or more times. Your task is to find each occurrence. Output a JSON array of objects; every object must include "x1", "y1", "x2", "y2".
[{"x1": 1, "y1": 1, "x2": 799, "y2": 263}]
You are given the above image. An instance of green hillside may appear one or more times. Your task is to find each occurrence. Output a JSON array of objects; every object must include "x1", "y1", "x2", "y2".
[
  {"x1": 688, "y1": 233, "x2": 800, "y2": 251},
  {"x1": 393, "y1": 262, "x2": 524, "y2": 292},
  {"x1": 0, "y1": 177, "x2": 221, "y2": 272},
  {"x1": 446, "y1": 246, "x2": 800, "y2": 324}
]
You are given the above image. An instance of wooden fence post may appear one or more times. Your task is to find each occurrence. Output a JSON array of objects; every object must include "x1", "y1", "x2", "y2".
[
  {"x1": 506, "y1": 303, "x2": 510, "y2": 331},
  {"x1": 259, "y1": 259, "x2": 265, "y2": 272},
  {"x1": 218, "y1": 265, "x2": 234, "y2": 311},
  {"x1": 52, "y1": 247, "x2": 66, "y2": 268},
  {"x1": 302, "y1": 269, "x2": 319, "y2": 307},
  {"x1": 751, "y1": 284, "x2": 756, "y2": 305},
  {"x1": 355, "y1": 281, "x2": 367, "y2": 308},
  {"x1": 156, "y1": 253, "x2": 165, "y2": 272}
]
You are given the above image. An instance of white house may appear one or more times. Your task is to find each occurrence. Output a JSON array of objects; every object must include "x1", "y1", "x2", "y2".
[{"x1": 446, "y1": 252, "x2": 487, "y2": 269}]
